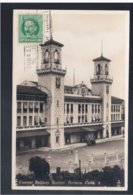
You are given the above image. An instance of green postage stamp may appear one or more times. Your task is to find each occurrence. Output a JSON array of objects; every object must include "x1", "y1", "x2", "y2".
[{"x1": 19, "y1": 14, "x2": 43, "y2": 43}]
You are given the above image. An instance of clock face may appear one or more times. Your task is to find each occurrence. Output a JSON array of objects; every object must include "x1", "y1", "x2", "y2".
[{"x1": 56, "y1": 77, "x2": 61, "y2": 88}]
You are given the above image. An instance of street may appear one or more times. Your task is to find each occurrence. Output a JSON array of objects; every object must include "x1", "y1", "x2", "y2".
[{"x1": 16, "y1": 139, "x2": 124, "y2": 174}]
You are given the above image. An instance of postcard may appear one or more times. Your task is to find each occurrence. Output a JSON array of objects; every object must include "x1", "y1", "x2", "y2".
[{"x1": 12, "y1": 9, "x2": 129, "y2": 191}]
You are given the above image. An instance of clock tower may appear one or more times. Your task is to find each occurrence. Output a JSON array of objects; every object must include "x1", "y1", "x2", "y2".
[
  {"x1": 90, "y1": 54, "x2": 113, "y2": 138},
  {"x1": 37, "y1": 38, "x2": 66, "y2": 148}
]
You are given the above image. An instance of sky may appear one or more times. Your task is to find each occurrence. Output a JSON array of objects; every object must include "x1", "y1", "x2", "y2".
[{"x1": 14, "y1": 10, "x2": 129, "y2": 99}]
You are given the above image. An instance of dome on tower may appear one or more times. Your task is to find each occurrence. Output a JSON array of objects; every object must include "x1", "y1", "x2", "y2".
[
  {"x1": 93, "y1": 55, "x2": 111, "y2": 62},
  {"x1": 40, "y1": 39, "x2": 64, "y2": 47}
]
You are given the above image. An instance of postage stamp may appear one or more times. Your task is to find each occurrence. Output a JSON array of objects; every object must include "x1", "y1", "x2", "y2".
[{"x1": 19, "y1": 14, "x2": 43, "y2": 43}]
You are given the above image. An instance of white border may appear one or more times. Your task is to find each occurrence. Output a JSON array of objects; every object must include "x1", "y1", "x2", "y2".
[{"x1": 12, "y1": 9, "x2": 129, "y2": 191}]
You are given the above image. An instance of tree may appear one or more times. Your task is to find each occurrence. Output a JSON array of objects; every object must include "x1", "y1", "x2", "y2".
[
  {"x1": 101, "y1": 165, "x2": 124, "y2": 186},
  {"x1": 29, "y1": 156, "x2": 50, "y2": 180}
]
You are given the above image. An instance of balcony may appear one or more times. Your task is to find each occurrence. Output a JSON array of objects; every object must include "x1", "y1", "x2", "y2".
[
  {"x1": 90, "y1": 75, "x2": 113, "y2": 84},
  {"x1": 64, "y1": 121, "x2": 102, "y2": 128},
  {"x1": 37, "y1": 67, "x2": 66, "y2": 76},
  {"x1": 16, "y1": 124, "x2": 47, "y2": 131}
]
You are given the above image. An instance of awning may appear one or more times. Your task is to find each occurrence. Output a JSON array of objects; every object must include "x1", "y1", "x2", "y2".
[
  {"x1": 65, "y1": 128, "x2": 87, "y2": 134},
  {"x1": 17, "y1": 129, "x2": 50, "y2": 138},
  {"x1": 82, "y1": 127, "x2": 98, "y2": 132},
  {"x1": 83, "y1": 125, "x2": 103, "y2": 131},
  {"x1": 65, "y1": 125, "x2": 103, "y2": 134},
  {"x1": 111, "y1": 122, "x2": 124, "y2": 128}
]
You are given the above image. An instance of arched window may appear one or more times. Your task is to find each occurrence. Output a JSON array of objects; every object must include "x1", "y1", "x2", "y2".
[
  {"x1": 106, "y1": 126, "x2": 109, "y2": 138},
  {"x1": 44, "y1": 50, "x2": 49, "y2": 63},
  {"x1": 105, "y1": 64, "x2": 108, "y2": 75},
  {"x1": 97, "y1": 64, "x2": 101, "y2": 75},
  {"x1": 54, "y1": 50, "x2": 60, "y2": 64}
]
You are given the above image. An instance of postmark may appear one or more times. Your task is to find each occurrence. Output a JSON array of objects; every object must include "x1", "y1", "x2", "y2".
[
  {"x1": 19, "y1": 14, "x2": 43, "y2": 43},
  {"x1": 24, "y1": 44, "x2": 39, "y2": 71}
]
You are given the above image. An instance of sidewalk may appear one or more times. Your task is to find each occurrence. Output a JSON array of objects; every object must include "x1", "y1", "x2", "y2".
[
  {"x1": 96, "y1": 134, "x2": 124, "y2": 144},
  {"x1": 17, "y1": 135, "x2": 124, "y2": 155},
  {"x1": 38, "y1": 135, "x2": 124, "y2": 151}
]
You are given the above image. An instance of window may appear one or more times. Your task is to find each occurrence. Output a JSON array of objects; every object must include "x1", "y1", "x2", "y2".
[
  {"x1": 85, "y1": 105, "x2": 88, "y2": 113},
  {"x1": 92, "y1": 105, "x2": 94, "y2": 113},
  {"x1": 17, "y1": 102, "x2": 21, "y2": 113},
  {"x1": 67, "y1": 104, "x2": 69, "y2": 114},
  {"x1": 34, "y1": 102, "x2": 39, "y2": 113},
  {"x1": 56, "y1": 136, "x2": 60, "y2": 144},
  {"x1": 66, "y1": 116, "x2": 69, "y2": 124},
  {"x1": 82, "y1": 104, "x2": 84, "y2": 113},
  {"x1": 106, "y1": 85, "x2": 109, "y2": 94},
  {"x1": 23, "y1": 102, "x2": 28, "y2": 113},
  {"x1": 54, "y1": 50, "x2": 60, "y2": 64},
  {"x1": 70, "y1": 116, "x2": 73, "y2": 124},
  {"x1": 105, "y1": 64, "x2": 108, "y2": 75},
  {"x1": 71, "y1": 104, "x2": 73, "y2": 113},
  {"x1": 78, "y1": 104, "x2": 81, "y2": 113},
  {"x1": 64, "y1": 103, "x2": 65, "y2": 113},
  {"x1": 78, "y1": 116, "x2": 80, "y2": 123},
  {"x1": 82, "y1": 116, "x2": 84, "y2": 123},
  {"x1": 98, "y1": 105, "x2": 100, "y2": 113},
  {"x1": 44, "y1": 50, "x2": 49, "y2": 63},
  {"x1": 23, "y1": 116, "x2": 27, "y2": 127},
  {"x1": 29, "y1": 116, "x2": 32, "y2": 126},
  {"x1": 29, "y1": 102, "x2": 33, "y2": 113},
  {"x1": 85, "y1": 115, "x2": 87, "y2": 123},
  {"x1": 40, "y1": 103, "x2": 43, "y2": 112},
  {"x1": 34, "y1": 116, "x2": 38, "y2": 125},
  {"x1": 95, "y1": 105, "x2": 97, "y2": 113},
  {"x1": 97, "y1": 64, "x2": 101, "y2": 75},
  {"x1": 17, "y1": 116, "x2": 21, "y2": 127}
]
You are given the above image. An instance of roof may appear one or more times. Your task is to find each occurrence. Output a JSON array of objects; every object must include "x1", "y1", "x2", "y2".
[
  {"x1": 65, "y1": 95, "x2": 102, "y2": 103},
  {"x1": 30, "y1": 81, "x2": 38, "y2": 86},
  {"x1": 111, "y1": 96, "x2": 124, "y2": 104},
  {"x1": 17, "y1": 129, "x2": 50, "y2": 138},
  {"x1": 64, "y1": 85, "x2": 73, "y2": 90},
  {"x1": 93, "y1": 55, "x2": 111, "y2": 62},
  {"x1": 73, "y1": 84, "x2": 91, "y2": 92},
  {"x1": 40, "y1": 39, "x2": 64, "y2": 47},
  {"x1": 17, "y1": 85, "x2": 47, "y2": 101},
  {"x1": 17, "y1": 85, "x2": 47, "y2": 96}
]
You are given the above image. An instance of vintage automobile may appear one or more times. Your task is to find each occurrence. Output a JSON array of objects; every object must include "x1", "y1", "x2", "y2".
[{"x1": 86, "y1": 135, "x2": 96, "y2": 146}]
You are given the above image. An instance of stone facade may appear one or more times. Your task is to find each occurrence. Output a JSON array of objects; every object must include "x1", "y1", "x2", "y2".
[{"x1": 16, "y1": 39, "x2": 125, "y2": 151}]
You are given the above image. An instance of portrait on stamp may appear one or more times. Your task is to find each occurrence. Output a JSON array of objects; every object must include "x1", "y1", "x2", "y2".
[
  {"x1": 19, "y1": 14, "x2": 43, "y2": 43},
  {"x1": 12, "y1": 10, "x2": 129, "y2": 191}
]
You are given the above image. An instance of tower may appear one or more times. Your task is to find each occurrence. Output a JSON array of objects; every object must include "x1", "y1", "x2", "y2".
[
  {"x1": 37, "y1": 38, "x2": 66, "y2": 148},
  {"x1": 90, "y1": 54, "x2": 113, "y2": 138}
]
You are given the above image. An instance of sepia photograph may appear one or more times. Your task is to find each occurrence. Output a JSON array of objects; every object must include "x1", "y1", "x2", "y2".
[{"x1": 12, "y1": 9, "x2": 129, "y2": 190}]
